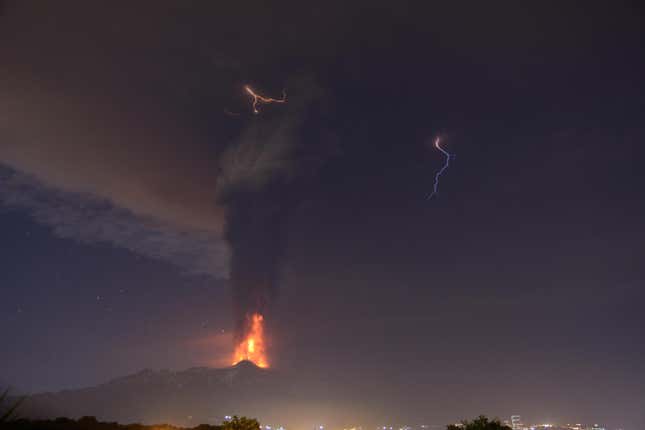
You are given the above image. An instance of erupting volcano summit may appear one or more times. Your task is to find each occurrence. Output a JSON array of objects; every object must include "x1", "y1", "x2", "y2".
[{"x1": 232, "y1": 313, "x2": 268, "y2": 368}]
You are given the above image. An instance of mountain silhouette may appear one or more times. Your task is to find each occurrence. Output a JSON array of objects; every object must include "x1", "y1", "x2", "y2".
[{"x1": 19, "y1": 362, "x2": 293, "y2": 427}]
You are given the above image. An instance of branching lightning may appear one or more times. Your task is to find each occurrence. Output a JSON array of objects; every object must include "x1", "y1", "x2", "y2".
[
  {"x1": 244, "y1": 85, "x2": 287, "y2": 114},
  {"x1": 428, "y1": 136, "x2": 455, "y2": 199}
]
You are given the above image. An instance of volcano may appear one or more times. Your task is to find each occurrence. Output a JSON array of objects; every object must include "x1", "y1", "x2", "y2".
[
  {"x1": 18, "y1": 361, "x2": 292, "y2": 427},
  {"x1": 233, "y1": 313, "x2": 269, "y2": 368}
]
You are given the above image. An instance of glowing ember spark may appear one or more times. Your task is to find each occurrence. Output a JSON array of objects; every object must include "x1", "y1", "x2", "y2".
[
  {"x1": 244, "y1": 85, "x2": 286, "y2": 114},
  {"x1": 428, "y1": 136, "x2": 455, "y2": 199},
  {"x1": 232, "y1": 313, "x2": 268, "y2": 368}
]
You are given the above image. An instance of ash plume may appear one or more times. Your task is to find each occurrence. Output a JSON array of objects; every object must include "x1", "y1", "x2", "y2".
[
  {"x1": 0, "y1": 0, "x2": 333, "y2": 349},
  {"x1": 216, "y1": 78, "x2": 332, "y2": 346},
  {"x1": 225, "y1": 190, "x2": 294, "y2": 341}
]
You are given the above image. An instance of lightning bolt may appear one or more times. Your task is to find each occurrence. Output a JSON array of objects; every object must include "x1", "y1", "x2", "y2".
[
  {"x1": 428, "y1": 136, "x2": 454, "y2": 200},
  {"x1": 244, "y1": 85, "x2": 287, "y2": 114}
]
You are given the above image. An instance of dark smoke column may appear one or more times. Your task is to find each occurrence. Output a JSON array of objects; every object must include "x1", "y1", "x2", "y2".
[
  {"x1": 215, "y1": 78, "x2": 332, "y2": 366},
  {"x1": 225, "y1": 188, "x2": 294, "y2": 351}
]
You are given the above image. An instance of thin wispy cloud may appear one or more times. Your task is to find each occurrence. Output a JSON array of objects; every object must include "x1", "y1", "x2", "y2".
[{"x1": 0, "y1": 167, "x2": 230, "y2": 277}]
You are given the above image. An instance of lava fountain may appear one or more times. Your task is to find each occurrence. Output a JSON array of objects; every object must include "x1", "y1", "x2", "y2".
[{"x1": 232, "y1": 313, "x2": 269, "y2": 368}]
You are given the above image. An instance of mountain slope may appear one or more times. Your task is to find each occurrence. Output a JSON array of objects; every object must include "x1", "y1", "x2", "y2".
[{"x1": 20, "y1": 361, "x2": 294, "y2": 426}]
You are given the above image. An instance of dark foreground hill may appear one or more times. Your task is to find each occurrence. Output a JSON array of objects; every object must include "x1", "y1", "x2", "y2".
[
  {"x1": 7, "y1": 415, "x2": 220, "y2": 430},
  {"x1": 17, "y1": 361, "x2": 294, "y2": 427}
]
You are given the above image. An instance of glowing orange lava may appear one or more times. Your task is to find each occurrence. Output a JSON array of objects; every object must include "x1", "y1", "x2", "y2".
[
  {"x1": 232, "y1": 313, "x2": 269, "y2": 368},
  {"x1": 244, "y1": 85, "x2": 286, "y2": 114}
]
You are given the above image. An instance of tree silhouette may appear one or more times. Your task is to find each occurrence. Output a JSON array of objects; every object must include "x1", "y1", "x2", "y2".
[
  {"x1": 222, "y1": 416, "x2": 261, "y2": 430},
  {"x1": 447, "y1": 415, "x2": 511, "y2": 430},
  {"x1": 8, "y1": 415, "x2": 223, "y2": 429},
  {"x1": 0, "y1": 387, "x2": 23, "y2": 423}
]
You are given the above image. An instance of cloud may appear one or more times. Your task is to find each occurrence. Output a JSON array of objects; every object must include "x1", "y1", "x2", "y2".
[
  {"x1": 0, "y1": 77, "x2": 228, "y2": 231},
  {"x1": 0, "y1": 69, "x2": 322, "y2": 281},
  {"x1": 0, "y1": 3, "x2": 330, "y2": 281},
  {"x1": 217, "y1": 111, "x2": 300, "y2": 197},
  {"x1": 0, "y1": 67, "x2": 236, "y2": 276},
  {"x1": 0, "y1": 167, "x2": 230, "y2": 277}
]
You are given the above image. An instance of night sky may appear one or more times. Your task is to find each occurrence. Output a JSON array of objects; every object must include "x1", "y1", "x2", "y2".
[{"x1": 1, "y1": 1, "x2": 644, "y2": 429}]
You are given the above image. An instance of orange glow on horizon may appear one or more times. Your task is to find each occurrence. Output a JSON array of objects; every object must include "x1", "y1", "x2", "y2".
[
  {"x1": 244, "y1": 85, "x2": 286, "y2": 114},
  {"x1": 232, "y1": 313, "x2": 269, "y2": 368}
]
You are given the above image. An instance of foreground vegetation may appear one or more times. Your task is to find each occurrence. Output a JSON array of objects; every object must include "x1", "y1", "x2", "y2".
[
  {"x1": 448, "y1": 415, "x2": 511, "y2": 430},
  {"x1": 1, "y1": 415, "x2": 258, "y2": 430},
  {"x1": 0, "y1": 411, "x2": 508, "y2": 430},
  {"x1": 0, "y1": 389, "x2": 23, "y2": 424}
]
